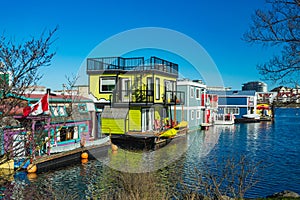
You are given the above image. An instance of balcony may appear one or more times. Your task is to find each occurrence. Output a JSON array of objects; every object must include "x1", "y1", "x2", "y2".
[
  {"x1": 111, "y1": 89, "x2": 154, "y2": 107},
  {"x1": 164, "y1": 91, "x2": 185, "y2": 105}
]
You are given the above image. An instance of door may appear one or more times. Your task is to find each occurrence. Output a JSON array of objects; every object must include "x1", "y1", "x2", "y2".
[{"x1": 142, "y1": 108, "x2": 154, "y2": 132}]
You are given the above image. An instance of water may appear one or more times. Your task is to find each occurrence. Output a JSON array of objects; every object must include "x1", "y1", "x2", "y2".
[{"x1": 1, "y1": 108, "x2": 300, "y2": 199}]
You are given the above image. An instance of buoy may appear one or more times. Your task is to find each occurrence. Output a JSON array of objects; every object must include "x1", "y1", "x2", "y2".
[
  {"x1": 111, "y1": 150, "x2": 118, "y2": 155},
  {"x1": 27, "y1": 172, "x2": 37, "y2": 180},
  {"x1": 81, "y1": 152, "x2": 88, "y2": 159},
  {"x1": 111, "y1": 143, "x2": 118, "y2": 151},
  {"x1": 27, "y1": 164, "x2": 37, "y2": 173},
  {"x1": 81, "y1": 158, "x2": 88, "y2": 164}
]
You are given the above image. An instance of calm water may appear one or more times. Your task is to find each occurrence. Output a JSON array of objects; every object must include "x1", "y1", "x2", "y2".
[{"x1": 2, "y1": 108, "x2": 300, "y2": 199}]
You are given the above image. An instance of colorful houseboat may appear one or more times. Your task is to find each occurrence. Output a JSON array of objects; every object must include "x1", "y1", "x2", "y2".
[
  {"x1": 86, "y1": 56, "x2": 186, "y2": 149},
  {"x1": 175, "y1": 79, "x2": 218, "y2": 130},
  {"x1": 207, "y1": 90, "x2": 258, "y2": 123},
  {"x1": 1, "y1": 91, "x2": 109, "y2": 172}
]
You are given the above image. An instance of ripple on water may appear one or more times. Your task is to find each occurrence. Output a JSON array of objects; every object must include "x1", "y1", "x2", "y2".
[{"x1": 6, "y1": 108, "x2": 300, "y2": 199}]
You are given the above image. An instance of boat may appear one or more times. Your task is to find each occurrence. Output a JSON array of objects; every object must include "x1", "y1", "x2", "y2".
[
  {"x1": 235, "y1": 113, "x2": 261, "y2": 123},
  {"x1": 242, "y1": 113, "x2": 260, "y2": 119},
  {"x1": 0, "y1": 159, "x2": 14, "y2": 170},
  {"x1": 200, "y1": 123, "x2": 211, "y2": 130},
  {"x1": 158, "y1": 128, "x2": 177, "y2": 138},
  {"x1": 174, "y1": 121, "x2": 188, "y2": 130}
]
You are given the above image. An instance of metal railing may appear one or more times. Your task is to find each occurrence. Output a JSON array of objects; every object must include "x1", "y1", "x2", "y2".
[
  {"x1": 87, "y1": 56, "x2": 178, "y2": 76},
  {"x1": 164, "y1": 91, "x2": 185, "y2": 105},
  {"x1": 111, "y1": 89, "x2": 154, "y2": 105}
]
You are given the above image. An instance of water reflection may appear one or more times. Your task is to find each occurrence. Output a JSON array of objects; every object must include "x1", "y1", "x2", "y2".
[
  {"x1": 104, "y1": 134, "x2": 190, "y2": 173},
  {"x1": 1, "y1": 108, "x2": 300, "y2": 199}
]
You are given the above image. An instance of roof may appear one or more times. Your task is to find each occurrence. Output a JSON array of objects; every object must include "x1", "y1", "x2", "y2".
[{"x1": 207, "y1": 90, "x2": 256, "y2": 97}]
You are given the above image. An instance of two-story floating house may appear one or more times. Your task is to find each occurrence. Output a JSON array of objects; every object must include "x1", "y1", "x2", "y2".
[
  {"x1": 86, "y1": 56, "x2": 185, "y2": 139},
  {"x1": 207, "y1": 90, "x2": 258, "y2": 122},
  {"x1": 175, "y1": 79, "x2": 217, "y2": 130}
]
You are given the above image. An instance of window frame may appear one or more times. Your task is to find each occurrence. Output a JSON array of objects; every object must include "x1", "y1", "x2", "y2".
[
  {"x1": 155, "y1": 78, "x2": 160, "y2": 100},
  {"x1": 196, "y1": 88, "x2": 200, "y2": 99},
  {"x1": 99, "y1": 77, "x2": 116, "y2": 93},
  {"x1": 196, "y1": 110, "x2": 201, "y2": 119},
  {"x1": 190, "y1": 87, "x2": 194, "y2": 98},
  {"x1": 224, "y1": 107, "x2": 239, "y2": 115}
]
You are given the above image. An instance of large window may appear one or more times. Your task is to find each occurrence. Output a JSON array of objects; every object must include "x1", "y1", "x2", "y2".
[
  {"x1": 224, "y1": 107, "x2": 239, "y2": 115},
  {"x1": 100, "y1": 77, "x2": 116, "y2": 93}
]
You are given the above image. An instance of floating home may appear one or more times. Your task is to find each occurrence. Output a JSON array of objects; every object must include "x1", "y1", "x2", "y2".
[
  {"x1": 1, "y1": 92, "x2": 101, "y2": 168},
  {"x1": 175, "y1": 79, "x2": 218, "y2": 130},
  {"x1": 207, "y1": 90, "x2": 258, "y2": 122},
  {"x1": 86, "y1": 56, "x2": 185, "y2": 138}
]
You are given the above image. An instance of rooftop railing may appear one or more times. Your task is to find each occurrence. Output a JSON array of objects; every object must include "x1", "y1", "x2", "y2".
[{"x1": 87, "y1": 56, "x2": 178, "y2": 75}]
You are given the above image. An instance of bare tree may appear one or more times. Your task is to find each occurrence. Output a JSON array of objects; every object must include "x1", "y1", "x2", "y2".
[
  {"x1": 243, "y1": 0, "x2": 300, "y2": 85},
  {"x1": 0, "y1": 28, "x2": 57, "y2": 167}
]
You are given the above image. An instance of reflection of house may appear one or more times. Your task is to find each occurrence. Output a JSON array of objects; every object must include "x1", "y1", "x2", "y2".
[
  {"x1": 2, "y1": 92, "x2": 99, "y2": 161},
  {"x1": 175, "y1": 79, "x2": 218, "y2": 129},
  {"x1": 271, "y1": 86, "x2": 300, "y2": 103},
  {"x1": 86, "y1": 56, "x2": 184, "y2": 135},
  {"x1": 207, "y1": 90, "x2": 257, "y2": 120}
]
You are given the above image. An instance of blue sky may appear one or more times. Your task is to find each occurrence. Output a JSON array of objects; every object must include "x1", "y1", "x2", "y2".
[{"x1": 0, "y1": 0, "x2": 276, "y2": 90}]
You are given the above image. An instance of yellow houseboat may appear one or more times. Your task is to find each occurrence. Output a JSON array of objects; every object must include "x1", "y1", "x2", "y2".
[{"x1": 86, "y1": 56, "x2": 186, "y2": 150}]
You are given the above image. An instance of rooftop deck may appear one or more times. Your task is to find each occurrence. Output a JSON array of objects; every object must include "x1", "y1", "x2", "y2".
[{"x1": 86, "y1": 56, "x2": 178, "y2": 76}]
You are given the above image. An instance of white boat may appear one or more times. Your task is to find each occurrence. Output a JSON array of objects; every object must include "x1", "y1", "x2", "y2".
[
  {"x1": 242, "y1": 113, "x2": 260, "y2": 119},
  {"x1": 214, "y1": 114, "x2": 235, "y2": 125}
]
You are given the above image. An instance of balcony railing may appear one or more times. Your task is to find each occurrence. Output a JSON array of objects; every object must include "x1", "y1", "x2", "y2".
[
  {"x1": 111, "y1": 89, "x2": 154, "y2": 105},
  {"x1": 87, "y1": 56, "x2": 178, "y2": 76},
  {"x1": 164, "y1": 91, "x2": 185, "y2": 105}
]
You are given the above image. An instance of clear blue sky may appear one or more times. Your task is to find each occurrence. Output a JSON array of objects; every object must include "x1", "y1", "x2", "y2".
[{"x1": 0, "y1": 0, "x2": 276, "y2": 90}]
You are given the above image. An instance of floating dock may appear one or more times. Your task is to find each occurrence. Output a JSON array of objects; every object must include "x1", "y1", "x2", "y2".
[{"x1": 32, "y1": 137, "x2": 110, "y2": 173}]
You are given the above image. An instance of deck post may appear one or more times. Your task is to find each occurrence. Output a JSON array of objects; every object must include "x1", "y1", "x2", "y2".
[
  {"x1": 47, "y1": 117, "x2": 51, "y2": 155},
  {"x1": 31, "y1": 120, "x2": 36, "y2": 161}
]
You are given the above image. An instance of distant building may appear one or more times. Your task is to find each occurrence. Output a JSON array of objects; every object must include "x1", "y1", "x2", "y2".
[
  {"x1": 271, "y1": 86, "x2": 300, "y2": 103},
  {"x1": 242, "y1": 81, "x2": 267, "y2": 92},
  {"x1": 256, "y1": 92, "x2": 277, "y2": 104}
]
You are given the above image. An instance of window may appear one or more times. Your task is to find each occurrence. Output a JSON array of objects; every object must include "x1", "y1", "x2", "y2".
[
  {"x1": 190, "y1": 87, "x2": 194, "y2": 98},
  {"x1": 156, "y1": 78, "x2": 160, "y2": 100},
  {"x1": 147, "y1": 77, "x2": 153, "y2": 96},
  {"x1": 50, "y1": 106, "x2": 67, "y2": 117},
  {"x1": 224, "y1": 107, "x2": 239, "y2": 115},
  {"x1": 124, "y1": 79, "x2": 130, "y2": 96},
  {"x1": 196, "y1": 110, "x2": 201, "y2": 119},
  {"x1": 196, "y1": 88, "x2": 200, "y2": 99},
  {"x1": 78, "y1": 103, "x2": 87, "y2": 112},
  {"x1": 100, "y1": 77, "x2": 116, "y2": 92},
  {"x1": 191, "y1": 110, "x2": 195, "y2": 120}
]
